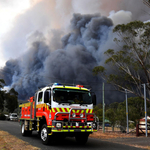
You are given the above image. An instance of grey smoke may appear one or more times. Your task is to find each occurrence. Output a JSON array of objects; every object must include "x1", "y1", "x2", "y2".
[
  {"x1": 0, "y1": 13, "x2": 115, "y2": 103},
  {"x1": 1, "y1": 0, "x2": 149, "y2": 103}
]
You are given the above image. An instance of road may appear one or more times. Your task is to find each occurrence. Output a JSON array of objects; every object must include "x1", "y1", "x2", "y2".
[{"x1": 0, "y1": 121, "x2": 146, "y2": 150}]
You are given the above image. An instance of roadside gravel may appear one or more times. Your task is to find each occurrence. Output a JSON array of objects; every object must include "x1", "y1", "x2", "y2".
[{"x1": 90, "y1": 131, "x2": 150, "y2": 150}]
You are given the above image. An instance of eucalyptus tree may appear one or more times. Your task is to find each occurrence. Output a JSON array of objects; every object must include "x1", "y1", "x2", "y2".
[
  {"x1": 0, "y1": 79, "x2": 5, "y2": 112},
  {"x1": 5, "y1": 88, "x2": 18, "y2": 113},
  {"x1": 93, "y1": 21, "x2": 150, "y2": 101}
]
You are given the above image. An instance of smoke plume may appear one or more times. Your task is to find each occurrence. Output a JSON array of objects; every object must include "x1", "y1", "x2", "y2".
[
  {"x1": 0, "y1": 14, "x2": 113, "y2": 101},
  {"x1": 0, "y1": 0, "x2": 150, "y2": 103}
]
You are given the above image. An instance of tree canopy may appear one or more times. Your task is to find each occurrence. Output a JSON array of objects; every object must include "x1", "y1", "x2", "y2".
[
  {"x1": 0, "y1": 79, "x2": 5, "y2": 112},
  {"x1": 0, "y1": 79, "x2": 18, "y2": 113},
  {"x1": 5, "y1": 88, "x2": 18, "y2": 113},
  {"x1": 93, "y1": 21, "x2": 150, "y2": 101},
  {"x1": 105, "y1": 97, "x2": 150, "y2": 129}
]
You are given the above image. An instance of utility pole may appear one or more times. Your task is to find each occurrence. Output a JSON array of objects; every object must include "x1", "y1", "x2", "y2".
[
  {"x1": 102, "y1": 82, "x2": 105, "y2": 133},
  {"x1": 125, "y1": 89, "x2": 129, "y2": 134},
  {"x1": 143, "y1": 84, "x2": 148, "y2": 137}
]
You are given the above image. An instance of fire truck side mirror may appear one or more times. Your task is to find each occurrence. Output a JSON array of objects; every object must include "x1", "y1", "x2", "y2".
[{"x1": 92, "y1": 94, "x2": 96, "y2": 106}]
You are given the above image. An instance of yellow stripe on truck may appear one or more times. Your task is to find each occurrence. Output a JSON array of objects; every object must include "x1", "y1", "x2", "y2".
[
  {"x1": 90, "y1": 109, "x2": 93, "y2": 113},
  {"x1": 81, "y1": 130, "x2": 85, "y2": 132},
  {"x1": 61, "y1": 108, "x2": 65, "y2": 112},
  {"x1": 70, "y1": 130, "x2": 74, "y2": 132},
  {"x1": 54, "y1": 86, "x2": 88, "y2": 91},
  {"x1": 81, "y1": 110, "x2": 84, "y2": 113},
  {"x1": 76, "y1": 110, "x2": 80, "y2": 113},
  {"x1": 86, "y1": 109, "x2": 89, "y2": 113},
  {"x1": 52, "y1": 108, "x2": 55, "y2": 113},
  {"x1": 56, "y1": 108, "x2": 60, "y2": 112}
]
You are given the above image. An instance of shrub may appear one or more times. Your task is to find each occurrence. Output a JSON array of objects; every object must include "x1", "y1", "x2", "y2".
[
  {"x1": 0, "y1": 113, "x2": 6, "y2": 120},
  {"x1": 129, "y1": 123, "x2": 135, "y2": 129}
]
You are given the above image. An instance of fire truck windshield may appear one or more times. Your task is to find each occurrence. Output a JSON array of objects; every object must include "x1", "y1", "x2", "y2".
[{"x1": 53, "y1": 88, "x2": 92, "y2": 105}]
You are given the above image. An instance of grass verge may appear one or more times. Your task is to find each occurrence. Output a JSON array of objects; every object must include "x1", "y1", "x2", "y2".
[
  {"x1": 0, "y1": 130, "x2": 40, "y2": 150},
  {"x1": 90, "y1": 130, "x2": 150, "y2": 150}
]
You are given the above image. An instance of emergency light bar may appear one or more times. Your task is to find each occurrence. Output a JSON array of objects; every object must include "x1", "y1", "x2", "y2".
[
  {"x1": 53, "y1": 83, "x2": 62, "y2": 86},
  {"x1": 76, "y1": 85, "x2": 84, "y2": 88}
]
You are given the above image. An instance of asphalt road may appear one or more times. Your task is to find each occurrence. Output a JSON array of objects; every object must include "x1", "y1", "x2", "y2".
[{"x1": 0, "y1": 121, "x2": 146, "y2": 150}]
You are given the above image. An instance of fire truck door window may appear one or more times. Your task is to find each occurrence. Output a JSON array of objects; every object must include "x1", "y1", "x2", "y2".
[
  {"x1": 38, "y1": 92, "x2": 43, "y2": 102},
  {"x1": 44, "y1": 90, "x2": 51, "y2": 104}
]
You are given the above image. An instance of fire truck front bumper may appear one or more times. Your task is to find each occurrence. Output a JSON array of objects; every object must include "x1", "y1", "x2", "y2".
[
  {"x1": 48, "y1": 110, "x2": 99, "y2": 133},
  {"x1": 50, "y1": 127, "x2": 97, "y2": 133},
  {"x1": 47, "y1": 122, "x2": 98, "y2": 133}
]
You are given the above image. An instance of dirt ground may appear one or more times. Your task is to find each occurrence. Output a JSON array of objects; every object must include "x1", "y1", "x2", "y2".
[
  {"x1": 89, "y1": 129, "x2": 136, "y2": 139},
  {"x1": 90, "y1": 130, "x2": 150, "y2": 150},
  {"x1": 0, "y1": 130, "x2": 40, "y2": 150}
]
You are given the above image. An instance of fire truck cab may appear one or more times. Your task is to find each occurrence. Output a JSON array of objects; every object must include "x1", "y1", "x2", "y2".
[{"x1": 19, "y1": 83, "x2": 99, "y2": 145}]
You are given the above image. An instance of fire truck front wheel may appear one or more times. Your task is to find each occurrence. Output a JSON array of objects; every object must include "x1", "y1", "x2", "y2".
[{"x1": 41, "y1": 124, "x2": 52, "y2": 145}]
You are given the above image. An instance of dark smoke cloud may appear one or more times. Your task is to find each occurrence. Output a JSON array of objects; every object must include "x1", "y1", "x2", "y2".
[
  {"x1": 1, "y1": 0, "x2": 150, "y2": 104},
  {"x1": 0, "y1": 13, "x2": 115, "y2": 103}
]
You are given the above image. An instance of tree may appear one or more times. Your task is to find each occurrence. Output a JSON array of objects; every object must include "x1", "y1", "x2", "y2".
[
  {"x1": 116, "y1": 97, "x2": 150, "y2": 128},
  {"x1": 0, "y1": 79, "x2": 5, "y2": 112},
  {"x1": 5, "y1": 88, "x2": 18, "y2": 113},
  {"x1": 106, "y1": 108, "x2": 117, "y2": 131},
  {"x1": 105, "y1": 102, "x2": 119, "y2": 131},
  {"x1": 93, "y1": 21, "x2": 150, "y2": 101},
  {"x1": 118, "y1": 97, "x2": 147, "y2": 126},
  {"x1": 117, "y1": 102, "x2": 126, "y2": 130},
  {"x1": 94, "y1": 103, "x2": 103, "y2": 122}
]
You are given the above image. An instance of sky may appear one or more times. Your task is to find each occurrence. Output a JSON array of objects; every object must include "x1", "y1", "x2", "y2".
[{"x1": 0, "y1": 0, "x2": 150, "y2": 102}]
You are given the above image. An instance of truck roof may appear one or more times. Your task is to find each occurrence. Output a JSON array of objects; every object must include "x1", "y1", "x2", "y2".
[{"x1": 37, "y1": 83, "x2": 89, "y2": 92}]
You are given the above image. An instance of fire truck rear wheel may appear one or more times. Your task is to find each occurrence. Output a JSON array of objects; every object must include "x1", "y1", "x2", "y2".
[
  {"x1": 21, "y1": 122, "x2": 32, "y2": 136},
  {"x1": 21, "y1": 122, "x2": 28, "y2": 136},
  {"x1": 40, "y1": 124, "x2": 51, "y2": 145},
  {"x1": 75, "y1": 134, "x2": 89, "y2": 145}
]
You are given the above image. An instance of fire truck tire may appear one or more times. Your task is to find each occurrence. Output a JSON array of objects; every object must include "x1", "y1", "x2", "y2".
[
  {"x1": 75, "y1": 134, "x2": 88, "y2": 145},
  {"x1": 21, "y1": 122, "x2": 28, "y2": 136},
  {"x1": 21, "y1": 122, "x2": 32, "y2": 136},
  {"x1": 40, "y1": 124, "x2": 51, "y2": 145}
]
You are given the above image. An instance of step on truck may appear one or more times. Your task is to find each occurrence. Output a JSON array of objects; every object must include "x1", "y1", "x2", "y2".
[{"x1": 19, "y1": 83, "x2": 99, "y2": 145}]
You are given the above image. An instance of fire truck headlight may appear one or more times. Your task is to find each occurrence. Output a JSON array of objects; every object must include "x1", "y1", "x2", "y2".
[
  {"x1": 56, "y1": 123, "x2": 62, "y2": 128},
  {"x1": 93, "y1": 123, "x2": 96, "y2": 129},
  {"x1": 80, "y1": 113, "x2": 84, "y2": 118},
  {"x1": 72, "y1": 113, "x2": 76, "y2": 118}
]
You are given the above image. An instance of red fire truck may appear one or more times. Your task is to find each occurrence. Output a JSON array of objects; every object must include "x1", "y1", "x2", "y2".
[{"x1": 19, "y1": 83, "x2": 99, "y2": 145}]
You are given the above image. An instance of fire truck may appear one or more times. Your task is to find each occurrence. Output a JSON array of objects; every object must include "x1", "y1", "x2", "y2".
[{"x1": 19, "y1": 83, "x2": 99, "y2": 145}]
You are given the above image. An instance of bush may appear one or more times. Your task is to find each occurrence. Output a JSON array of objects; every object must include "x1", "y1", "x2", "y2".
[
  {"x1": 0, "y1": 113, "x2": 6, "y2": 120},
  {"x1": 129, "y1": 123, "x2": 135, "y2": 129}
]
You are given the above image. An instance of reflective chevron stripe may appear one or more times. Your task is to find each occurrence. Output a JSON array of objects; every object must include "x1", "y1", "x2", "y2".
[
  {"x1": 51, "y1": 129, "x2": 93, "y2": 132},
  {"x1": 52, "y1": 108, "x2": 93, "y2": 113}
]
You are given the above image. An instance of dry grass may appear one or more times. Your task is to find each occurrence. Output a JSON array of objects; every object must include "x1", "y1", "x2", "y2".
[
  {"x1": 90, "y1": 130, "x2": 150, "y2": 150},
  {"x1": 0, "y1": 130, "x2": 40, "y2": 150},
  {"x1": 89, "y1": 130, "x2": 135, "y2": 139}
]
